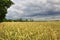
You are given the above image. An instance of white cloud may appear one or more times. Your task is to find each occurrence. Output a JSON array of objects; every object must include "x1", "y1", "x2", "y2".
[{"x1": 6, "y1": 0, "x2": 60, "y2": 20}]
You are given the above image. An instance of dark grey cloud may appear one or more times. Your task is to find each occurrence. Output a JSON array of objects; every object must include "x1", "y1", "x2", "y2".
[{"x1": 6, "y1": 0, "x2": 60, "y2": 20}]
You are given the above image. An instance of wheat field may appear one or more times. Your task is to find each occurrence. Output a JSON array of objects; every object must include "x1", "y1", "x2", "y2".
[{"x1": 0, "y1": 22, "x2": 60, "y2": 40}]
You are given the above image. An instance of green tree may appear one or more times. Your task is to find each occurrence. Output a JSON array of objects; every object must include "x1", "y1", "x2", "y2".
[{"x1": 0, "y1": 0, "x2": 13, "y2": 22}]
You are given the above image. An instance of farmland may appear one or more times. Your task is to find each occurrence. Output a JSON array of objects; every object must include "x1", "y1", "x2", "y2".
[{"x1": 0, "y1": 22, "x2": 60, "y2": 40}]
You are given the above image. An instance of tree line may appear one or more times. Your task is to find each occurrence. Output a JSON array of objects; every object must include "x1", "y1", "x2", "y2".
[{"x1": 3, "y1": 18, "x2": 34, "y2": 22}]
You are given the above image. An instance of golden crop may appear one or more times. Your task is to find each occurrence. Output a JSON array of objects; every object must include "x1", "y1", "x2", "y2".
[{"x1": 0, "y1": 22, "x2": 60, "y2": 40}]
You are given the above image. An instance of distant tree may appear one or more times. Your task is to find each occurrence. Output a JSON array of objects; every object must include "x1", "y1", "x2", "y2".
[
  {"x1": 24, "y1": 19, "x2": 28, "y2": 22},
  {"x1": 19, "y1": 18, "x2": 23, "y2": 22},
  {"x1": 30, "y1": 19, "x2": 34, "y2": 22},
  {"x1": 0, "y1": 0, "x2": 13, "y2": 22},
  {"x1": 24, "y1": 19, "x2": 34, "y2": 22}
]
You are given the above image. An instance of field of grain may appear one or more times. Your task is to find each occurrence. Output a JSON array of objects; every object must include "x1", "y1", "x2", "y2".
[{"x1": 0, "y1": 22, "x2": 60, "y2": 40}]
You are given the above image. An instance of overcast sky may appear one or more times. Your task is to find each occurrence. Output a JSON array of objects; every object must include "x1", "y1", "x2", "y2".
[{"x1": 6, "y1": 0, "x2": 60, "y2": 20}]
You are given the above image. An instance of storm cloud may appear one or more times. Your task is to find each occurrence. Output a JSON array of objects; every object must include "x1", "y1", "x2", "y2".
[{"x1": 6, "y1": 0, "x2": 60, "y2": 20}]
